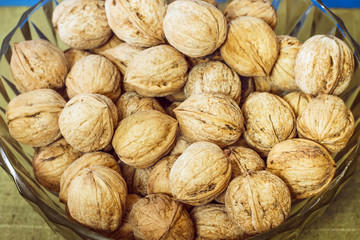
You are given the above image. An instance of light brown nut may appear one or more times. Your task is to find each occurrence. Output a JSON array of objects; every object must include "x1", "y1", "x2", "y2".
[
  {"x1": 184, "y1": 61, "x2": 242, "y2": 104},
  {"x1": 220, "y1": 16, "x2": 279, "y2": 77},
  {"x1": 225, "y1": 170, "x2": 291, "y2": 235},
  {"x1": 64, "y1": 49, "x2": 90, "y2": 69},
  {"x1": 165, "y1": 90, "x2": 187, "y2": 103},
  {"x1": 267, "y1": 138, "x2": 337, "y2": 199},
  {"x1": 253, "y1": 76, "x2": 282, "y2": 94},
  {"x1": 169, "y1": 0, "x2": 217, "y2": 6},
  {"x1": 174, "y1": 93, "x2": 244, "y2": 147},
  {"x1": 65, "y1": 55, "x2": 122, "y2": 102},
  {"x1": 130, "y1": 194, "x2": 194, "y2": 240},
  {"x1": 112, "y1": 110, "x2": 178, "y2": 168},
  {"x1": 297, "y1": 94, "x2": 355, "y2": 153},
  {"x1": 52, "y1": 0, "x2": 112, "y2": 49},
  {"x1": 242, "y1": 92, "x2": 297, "y2": 156},
  {"x1": 166, "y1": 102, "x2": 182, "y2": 119},
  {"x1": 283, "y1": 91, "x2": 312, "y2": 118},
  {"x1": 59, "y1": 151, "x2": 120, "y2": 203},
  {"x1": 164, "y1": 0, "x2": 227, "y2": 58},
  {"x1": 115, "y1": 92, "x2": 165, "y2": 120},
  {"x1": 67, "y1": 165, "x2": 127, "y2": 232},
  {"x1": 10, "y1": 39, "x2": 68, "y2": 93},
  {"x1": 294, "y1": 35, "x2": 355, "y2": 96},
  {"x1": 59, "y1": 94, "x2": 118, "y2": 152},
  {"x1": 147, "y1": 155, "x2": 180, "y2": 196},
  {"x1": 190, "y1": 204, "x2": 245, "y2": 240},
  {"x1": 170, "y1": 142, "x2": 231, "y2": 206},
  {"x1": 32, "y1": 138, "x2": 83, "y2": 192},
  {"x1": 105, "y1": 0, "x2": 166, "y2": 47},
  {"x1": 121, "y1": 163, "x2": 154, "y2": 196},
  {"x1": 124, "y1": 45, "x2": 188, "y2": 97},
  {"x1": 186, "y1": 49, "x2": 223, "y2": 69},
  {"x1": 224, "y1": 0, "x2": 278, "y2": 29},
  {"x1": 169, "y1": 132, "x2": 192, "y2": 155},
  {"x1": 6, "y1": 89, "x2": 66, "y2": 147},
  {"x1": 90, "y1": 34, "x2": 123, "y2": 55}
]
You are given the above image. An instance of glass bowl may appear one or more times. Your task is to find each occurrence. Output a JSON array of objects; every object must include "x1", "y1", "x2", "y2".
[{"x1": 0, "y1": 0, "x2": 360, "y2": 239}]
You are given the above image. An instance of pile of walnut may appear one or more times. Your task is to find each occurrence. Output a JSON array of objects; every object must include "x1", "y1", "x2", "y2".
[{"x1": 5, "y1": 0, "x2": 355, "y2": 239}]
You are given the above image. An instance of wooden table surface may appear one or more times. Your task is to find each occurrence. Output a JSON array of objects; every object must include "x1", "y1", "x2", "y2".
[{"x1": 1, "y1": 6, "x2": 360, "y2": 240}]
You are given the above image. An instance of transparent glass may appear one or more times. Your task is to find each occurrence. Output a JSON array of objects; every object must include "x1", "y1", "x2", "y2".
[{"x1": 0, "y1": 0, "x2": 359, "y2": 239}]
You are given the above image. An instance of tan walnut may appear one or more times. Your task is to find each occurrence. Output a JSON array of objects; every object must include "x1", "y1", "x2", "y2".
[
  {"x1": 170, "y1": 142, "x2": 231, "y2": 206},
  {"x1": 64, "y1": 49, "x2": 90, "y2": 69},
  {"x1": 112, "y1": 110, "x2": 178, "y2": 168},
  {"x1": 242, "y1": 92, "x2": 297, "y2": 156},
  {"x1": 164, "y1": 0, "x2": 227, "y2": 58},
  {"x1": 294, "y1": 35, "x2": 355, "y2": 96},
  {"x1": 52, "y1": 0, "x2": 112, "y2": 49},
  {"x1": 90, "y1": 34, "x2": 123, "y2": 55},
  {"x1": 120, "y1": 163, "x2": 154, "y2": 197},
  {"x1": 165, "y1": 90, "x2": 187, "y2": 103},
  {"x1": 10, "y1": 39, "x2": 68, "y2": 93},
  {"x1": 168, "y1": 132, "x2": 191, "y2": 156},
  {"x1": 225, "y1": 170, "x2": 291, "y2": 235},
  {"x1": 283, "y1": 91, "x2": 312, "y2": 117},
  {"x1": 6, "y1": 89, "x2": 66, "y2": 147},
  {"x1": 267, "y1": 138, "x2": 337, "y2": 199},
  {"x1": 297, "y1": 94, "x2": 355, "y2": 153},
  {"x1": 168, "y1": 0, "x2": 217, "y2": 6},
  {"x1": 105, "y1": 0, "x2": 166, "y2": 47},
  {"x1": 174, "y1": 93, "x2": 244, "y2": 147},
  {"x1": 59, "y1": 94, "x2": 118, "y2": 152},
  {"x1": 124, "y1": 45, "x2": 188, "y2": 97},
  {"x1": 166, "y1": 102, "x2": 182, "y2": 119},
  {"x1": 186, "y1": 49, "x2": 223, "y2": 69}
]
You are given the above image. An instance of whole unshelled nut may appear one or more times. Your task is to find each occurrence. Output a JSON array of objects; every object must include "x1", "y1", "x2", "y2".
[
  {"x1": 121, "y1": 163, "x2": 153, "y2": 197},
  {"x1": 64, "y1": 49, "x2": 90, "y2": 69},
  {"x1": 283, "y1": 91, "x2": 312, "y2": 117}
]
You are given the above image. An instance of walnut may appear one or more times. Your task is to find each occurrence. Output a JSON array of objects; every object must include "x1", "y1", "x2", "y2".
[
  {"x1": 168, "y1": 0, "x2": 217, "y2": 6},
  {"x1": 225, "y1": 170, "x2": 291, "y2": 235},
  {"x1": 32, "y1": 138, "x2": 83, "y2": 192},
  {"x1": 59, "y1": 151, "x2": 121, "y2": 203},
  {"x1": 164, "y1": 0, "x2": 227, "y2": 58},
  {"x1": 115, "y1": 92, "x2": 165, "y2": 120},
  {"x1": 147, "y1": 155, "x2": 180, "y2": 196},
  {"x1": 121, "y1": 163, "x2": 153, "y2": 196},
  {"x1": 10, "y1": 39, "x2": 68, "y2": 93},
  {"x1": 124, "y1": 45, "x2": 188, "y2": 97},
  {"x1": 52, "y1": 0, "x2": 112, "y2": 49},
  {"x1": 6, "y1": 89, "x2": 66, "y2": 147},
  {"x1": 294, "y1": 35, "x2": 355, "y2": 96},
  {"x1": 90, "y1": 34, "x2": 123, "y2": 55},
  {"x1": 105, "y1": 0, "x2": 166, "y2": 47},
  {"x1": 190, "y1": 204, "x2": 245, "y2": 240},
  {"x1": 186, "y1": 49, "x2": 223, "y2": 69},
  {"x1": 67, "y1": 165, "x2": 127, "y2": 232},
  {"x1": 174, "y1": 93, "x2": 244, "y2": 147},
  {"x1": 242, "y1": 92, "x2": 297, "y2": 156},
  {"x1": 64, "y1": 49, "x2": 90, "y2": 69},
  {"x1": 240, "y1": 76, "x2": 255, "y2": 106},
  {"x1": 184, "y1": 61, "x2": 242, "y2": 104},
  {"x1": 166, "y1": 102, "x2": 182, "y2": 119},
  {"x1": 297, "y1": 94, "x2": 355, "y2": 153},
  {"x1": 65, "y1": 55, "x2": 122, "y2": 102},
  {"x1": 112, "y1": 110, "x2": 178, "y2": 168},
  {"x1": 253, "y1": 76, "x2": 281, "y2": 94},
  {"x1": 130, "y1": 193, "x2": 194, "y2": 240},
  {"x1": 283, "y1": 91, "x2": 312, "y2": 117},
  {"x1": 224, "y1": 0, "x2": 278, "y2": 29},
  {"x1": 168, "y1": 132, "x2": 191, "y2": 155},
  {"x1": 59, "y1": 94, "x2": 118, "y2": 152},
  {"x1": 170, "y1": 142, "x2": 231, "y2": 206},
  {"x1": 267, "y1": 138, "x2": 337, "y2": 199},
  {"x1": 165, "y1": 90, "x2": 187, "y2": 103},
  {"x1": 220, "y1": 16, "x2": 279, "y2": 77}
]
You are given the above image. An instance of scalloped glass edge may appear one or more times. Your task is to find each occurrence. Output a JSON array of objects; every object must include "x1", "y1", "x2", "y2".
[{"x1": 0, "y1": 0, "x2": 360, "y2": 239}]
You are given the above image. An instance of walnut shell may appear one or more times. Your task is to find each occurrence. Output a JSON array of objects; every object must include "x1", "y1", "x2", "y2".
[
  {"x1": 294, "y1": 35, "x2": 355, "y2": 96},
  {"x1": 166, "y1": 102, "x2": 182, "y2": 119},
  {"x1": 10, "y1": 39, "x2": 68, "y2": 93},
  {"x1": 112, "y1": 110, "x2": 178, "y2": 168},
  {"x1": 169, "y1": 132, "x2": 192, "y2": 155},
  {"x1": 6, "y1": 89, "x2": 66, "y2": 147},
  {"x1": 130, "y1": 194, "x2": 194, "y2": 240},
  {"x1": 165, "y1": 90, "x2": 187, "y2": 103},
  {"x1": 170, "y1": 142, "x2": 231, "y2": 206},
  {"x1": 91, "y1": 34, "x2": 123, "y2": 55},
  {"x1": 220, "y1": 16, "x2": 279, "y2": 77},
  {"x1": 283, "y1": 91, "x2": 312, "y2": 117},
  {"x1": 59, "y1": 94, "x2": 118, "y2": 152},
  {"x1": 115, "y1": 92, "x2": 165, "y2": 120},
  {"x1": 174, "y1": 93, "x2": 244, "y2": 147},
  {"x1": 121, "y1": 163, "x2": 153, "y2": 196},
  {"x1": 267, "y1": 138, "x2": 337, "y2": 199},
  {"x1": 32, "y1": 138, "x2": 83, "y2": 192},
  {"x1": 242, "y1": 92, "x2": 297, "y2": 156},
  {"x1": 184, "y1": 61, "x2": 242, "y2": 104},
  {"x1": 224, "y1": 0, "x2": 278, "y2": 29},
  {"x1": 124, "y1": 45, "x2": 188, "y2": 97},
  {"x1": 253, "y1": 76, "x2": 281, "y2": 94},
  {"x1": 225, "y1": 170, "x2": 291, "y2": 235},
  {"x1": 105, "y1": 0, "x2": 166, "y2": 47},
  {"x1": 164, "y1": 0, "x2": 227, "y2": 58},
  {"x1": 59, "y1": 151, "x2": 121, "y2": 203},
  {"x1": 169, "y1": 0, "x2": 217, "y2": 6},
  {"x1": 64, "y1": 49, "x2": 90, "y2": 69},
  {"x1": 186, "y1": 49, "x2": 223, "y2": 69},
  {"x1": 190, "y1": 204, "x2": 244, "y2": 240},
  {"x1": 66, "y1": 55, "x2": 122, "y2": 102},
  {"x1": 52, "y1": 0, "x2": 112, "y2": 49},
  {"x1": 67, "y1": 165, "x2": 127, "y2": 232},
  {"x1": 297, "y1": 94, "x2": 355, "y2": 153}
]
